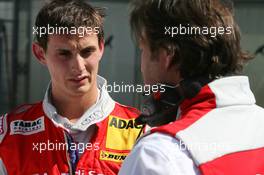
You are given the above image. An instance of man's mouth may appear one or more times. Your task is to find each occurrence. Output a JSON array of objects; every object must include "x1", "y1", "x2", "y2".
[{"x1": 69, "y1": 75, "x2": 88, "y2": 83}]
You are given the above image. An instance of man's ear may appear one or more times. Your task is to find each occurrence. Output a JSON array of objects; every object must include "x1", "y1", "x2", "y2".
[
  {"x1": 159, "y1": 48, "x2": 175, "y2": 70},
  {"x1": 98, "y1": 39, "x2": 105, "y2": 60},
  {"x1": 32, "y1": 42, "x2": 47, "y2": 65}
]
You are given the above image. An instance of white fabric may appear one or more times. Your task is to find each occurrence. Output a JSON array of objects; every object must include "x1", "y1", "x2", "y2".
[
  {"x1": 42, "y1": 75, "x2": 115, "y2": 155},
  {"x1": 0, "y1": 114, "x2": 7, "y2": 144},
  {"x1": 177, "y1": 76, "x2": 264, "y2": 165},
  {"x1": 43, "y1": 75, "x2": 115, "y2": 132},
  {"x1": 209, "y1": 76, "x2": 255, "y2": 107},
  {"x1": 120, "y1": 76, "x2": 264, "y2": 174},
  {"x1": 0, "y1": 159, "x2": 7, "y2": 175},
  {"x1": 119, "y1": 133, "x2": 200, "y2": 175}
]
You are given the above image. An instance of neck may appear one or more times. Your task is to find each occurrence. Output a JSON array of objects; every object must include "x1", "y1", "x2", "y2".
[
  {"x1": 51, "y1": 85, "x2": 98, "y2": 122},
  {"x1": 163, "y1": 70, "x2": 182, "y2": 86}
]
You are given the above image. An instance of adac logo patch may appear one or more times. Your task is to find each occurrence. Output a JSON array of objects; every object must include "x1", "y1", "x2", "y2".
[
  {"x1": 0, "y1": 114, "x2": 7, "y2": 143},
  {"x1": 109, "y1": 116, "x2": 142, "y2": 129},
  {"x1": 100, "y1": 150, "x2": 128, "y2": 163},
  {"x1": 106, "y1": 115, "x2": 143, "y2": 151},
  {"x1": 10, "y1": 116, "x2": 45, "y2": 135}
]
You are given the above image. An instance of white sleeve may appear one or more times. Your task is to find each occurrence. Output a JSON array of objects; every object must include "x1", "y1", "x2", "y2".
[
  {"x1": 119, "y1": 133, "x2": 200, "y2": 175},
  {"x1": 0, "y1": 158, "x2": 7, "y2": 175}
]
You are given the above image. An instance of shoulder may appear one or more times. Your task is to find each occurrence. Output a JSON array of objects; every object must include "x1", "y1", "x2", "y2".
[
  {"x1": 107, "y1": 103, "x2": 142, "y2": 132},
  {"x1": 0, "y1": 102, "x2": 43, "y2": 144},
  {"x1": 119, "y1": 133, "x2": 200, "y2": 175},
  {"x1": 135, "y1": 133, "x2": 193, "y2": 160},
  {"x1": 111, "y1": 102, "x2": 140, "y2": 119},
  {"x1": 8, "y1": 102, "x2": 42, "y2": 117}
]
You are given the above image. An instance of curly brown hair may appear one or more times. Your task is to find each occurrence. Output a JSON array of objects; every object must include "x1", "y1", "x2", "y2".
[{"x1": 130, "y1": 0, "x2": 253, "y2": 79}]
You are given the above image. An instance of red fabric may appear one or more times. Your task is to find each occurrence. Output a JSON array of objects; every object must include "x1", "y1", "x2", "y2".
[
  {"x1": 150, "y1": 85, "x2": 264, "y2": 174},
  {"x1": 0, "y1": 102, "x2": 139, "y2": 175},
  {"x1": 151, "y1": 85, "x2": 216, "y2": 136},
  {"x1": 199, "y1": 147, "x2": 264, "y2": 175},
  {"x1": 1, "y1": 103, "x2": 69, "y2": 174}
]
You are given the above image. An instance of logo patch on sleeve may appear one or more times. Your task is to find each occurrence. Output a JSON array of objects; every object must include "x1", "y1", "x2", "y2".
[
  {"x1": 10, "y1": 116, "x2": 45, "y2": 135},
  {"x1": 0, "y1": 114, "x2": 7, "y2": 143}
]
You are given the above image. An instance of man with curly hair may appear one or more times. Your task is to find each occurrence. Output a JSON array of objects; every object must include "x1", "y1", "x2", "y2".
[{"x1": 119, "y1": 0, "x2": 264, "y2": 174}]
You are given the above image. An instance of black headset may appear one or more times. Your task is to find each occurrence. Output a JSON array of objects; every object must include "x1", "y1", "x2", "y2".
[{"x1": 135, "y1": 77, "x2": 212, "y2": 127}]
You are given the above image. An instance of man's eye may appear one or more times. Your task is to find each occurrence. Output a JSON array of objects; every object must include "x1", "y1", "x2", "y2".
[
  {"x1": 59, "y1": 51, "x2": 71, "y2": 57},
  {"x1": 80, "y1": 49, "x2": 94, "y2": 58}
]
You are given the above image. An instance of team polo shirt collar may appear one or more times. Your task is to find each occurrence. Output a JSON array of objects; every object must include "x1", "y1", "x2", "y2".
[{"x1": 42, "y1": 75, "x2": 115, "y2": 132}]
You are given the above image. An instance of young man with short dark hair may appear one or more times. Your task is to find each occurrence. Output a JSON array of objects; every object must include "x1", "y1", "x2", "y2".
[
  {"x1": 0, "y1": 0, "x2": 142, "y2": 174},
  {"x1": 119, "y1": 0, "x2": 264, "y2": 174}
]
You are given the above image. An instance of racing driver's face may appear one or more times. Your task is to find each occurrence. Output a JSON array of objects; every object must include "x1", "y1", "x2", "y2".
[{"x1": 33, "y1": 33, "x2": 104, "y2": 98}]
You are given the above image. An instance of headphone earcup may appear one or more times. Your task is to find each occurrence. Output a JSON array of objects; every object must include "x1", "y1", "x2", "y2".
[{"x1": 181, "y1": 81, "x2": 202, "y2": 99}]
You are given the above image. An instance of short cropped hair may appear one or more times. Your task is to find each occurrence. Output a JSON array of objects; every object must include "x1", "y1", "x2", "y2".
[
  {"x1": 130, "y1": 0, "x2": 253, "y2": 79},
  {"x1": 35, "y1": 0, "x2": 105, "y2": 50}
]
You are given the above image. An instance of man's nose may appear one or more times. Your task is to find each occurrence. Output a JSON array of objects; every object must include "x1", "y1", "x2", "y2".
[{"x1": 71, "y1": 55, "x2": 86, "y2": 74}]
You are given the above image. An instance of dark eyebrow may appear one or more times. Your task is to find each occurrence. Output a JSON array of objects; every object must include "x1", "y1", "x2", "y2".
[
  {"x1": 80, "y1": 46, "x2": 97, "y2": 52},
  {"x1": 56, "y1": 48, "x2": 72, "y2": 53},
  {"x1": 56, "y1": 49, "x2": 72, "y2": 57},
  {"x1": 80, "y1": 46, "x2": 97, "y2": 56},
  {"x1": 56, "y1": 48, "x2": 72, "y2": 54}
]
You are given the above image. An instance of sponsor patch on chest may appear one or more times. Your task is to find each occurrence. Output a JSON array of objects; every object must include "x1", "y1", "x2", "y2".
[
  {"x1": 10, "y1": 116, "x2": 45, "y2": 135},
  {"x1": 106, "y1": 115, "x2": 143, "y2": 150},
  {"x1": 100, "y1": 150, "x2": 128, "y2": 163}
]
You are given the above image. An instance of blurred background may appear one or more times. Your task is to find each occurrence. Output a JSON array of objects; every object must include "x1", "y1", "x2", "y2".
[{"x1": 0, "y1": 0, "x2": 263, "y2": 114}]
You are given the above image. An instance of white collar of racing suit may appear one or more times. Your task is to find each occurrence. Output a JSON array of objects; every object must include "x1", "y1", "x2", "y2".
[{"x1": 42, "y1": 75, "x2": 115, "y2": 132}]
